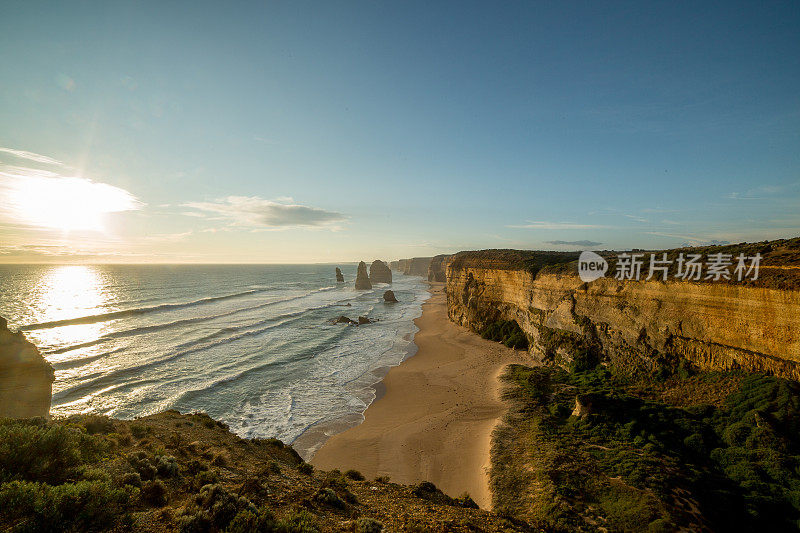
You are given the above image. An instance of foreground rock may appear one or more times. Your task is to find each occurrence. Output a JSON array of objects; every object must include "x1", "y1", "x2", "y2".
[
  {"x1": 0, "y1": 316, "x2": 54, "y2": 418},
  {"x1": 332, "y1": 315, "x2": 357, "y2": 325},
  {"x1": 383, "y1": 290, "x2": 398, "y2": 302},
  {"x1": 354, "y1": 261, "x2": 372, "y2": 290},
  {"x1": 369, "y1": 260, "x2": 392, "y2": 284},
  {"x1": 335, "y1": 267, "x2": 344, "y2": 282}
]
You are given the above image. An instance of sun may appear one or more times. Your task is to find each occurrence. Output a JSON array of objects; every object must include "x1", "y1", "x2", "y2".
[{"x1": 8, "y1": 175, "x2": 141, "y2": 232}]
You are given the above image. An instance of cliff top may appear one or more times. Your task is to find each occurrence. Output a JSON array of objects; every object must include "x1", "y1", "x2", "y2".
[{"x1": 449, "y1": 236, "x2": 800, "y2": 290}]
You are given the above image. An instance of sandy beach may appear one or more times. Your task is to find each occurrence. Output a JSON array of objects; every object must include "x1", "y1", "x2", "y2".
[{"x1": 310, "y1": 283, "x2": 531, "y2": 509}]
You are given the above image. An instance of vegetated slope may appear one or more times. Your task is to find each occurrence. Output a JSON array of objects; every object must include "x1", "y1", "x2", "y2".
[
  {"x1": 492, "y1": 364, "x2": 800, "y2": 532},
  {"x1": 0, "y1": 411, "x2": 537, "y2": 533}
]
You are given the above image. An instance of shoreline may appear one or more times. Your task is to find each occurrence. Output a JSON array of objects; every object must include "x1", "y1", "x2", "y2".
[{"x1": 310, "y1": 282, "x2": 530, "y2": 509}]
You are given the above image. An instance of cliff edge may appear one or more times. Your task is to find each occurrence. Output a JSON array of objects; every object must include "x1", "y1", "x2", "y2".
[
  {"x1": 446, "y1": 239, "x2": 800, "y2": 379},
  {"x1": 0, "y1": 316, "x2": 54, "y2": 418}
]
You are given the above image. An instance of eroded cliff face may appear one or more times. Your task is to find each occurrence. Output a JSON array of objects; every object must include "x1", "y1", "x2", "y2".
[
  {"x1": 427, "y1": 254, "x2": 452, "y2": 282},
  {"x1": 447, "y1": 246, "x2": 800, "y2": 379},
  {"x1": 392, "y1": 257, "x2": 433, "y2": 277},
  {"x1": 0, "y1": 316, "x2": 54, "y2": 418}
]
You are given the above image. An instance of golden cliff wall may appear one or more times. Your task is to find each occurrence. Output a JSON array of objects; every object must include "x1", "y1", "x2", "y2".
[
  {"x1": 446, "y1": 249, "x2": 800, "y2": 379},
  {"x1": 0, "y1": 316, "x2": 54, "y2": 418}
]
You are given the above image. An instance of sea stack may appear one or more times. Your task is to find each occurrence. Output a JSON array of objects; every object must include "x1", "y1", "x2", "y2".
[
  {"x1": 335, "y1": 267, "x2": 345, "y2": 283},
  {"x1": 369, "y1": 260, "x2": 392, "y2": 284},
  {"x1": 383, "y1": 290, "x2": 398, "y2": 303},
  {"x1": 0, "y1": 316, "x2": 54, "y2": 418},
  {"x1": 355, "y1": 261, "x2": 372, "y2": 290}
]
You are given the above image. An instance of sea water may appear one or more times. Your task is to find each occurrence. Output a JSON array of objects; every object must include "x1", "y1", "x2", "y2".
[{"x1": 0, "y1": 264, "x2": 429, "y2": 457}]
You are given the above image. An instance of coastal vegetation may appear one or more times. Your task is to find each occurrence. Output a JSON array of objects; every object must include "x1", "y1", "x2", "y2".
[
  {"x1": 492, "y1": 363, "x2": 800, "y2": 531},
  {"x1": 481, "y1": 320, "x2": 529, "y2": 350},
  {"x1": 0, "y1": 411, "x2": 533, "y2": 532}
]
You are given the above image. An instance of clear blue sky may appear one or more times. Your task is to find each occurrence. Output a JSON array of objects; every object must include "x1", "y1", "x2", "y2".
[{"x1": 1, "y1": 1, "x2": 798, "y2": 262}]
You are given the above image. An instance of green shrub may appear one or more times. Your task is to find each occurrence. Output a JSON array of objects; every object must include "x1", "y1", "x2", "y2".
[
  {"x1": 0, "y1": 479, "x2": 129, "y2": 532},
  {"x1": 121, "y1": 472, "x2": 142, "y2": 487},
  {"x1": 195, "y1": 483, "x2": 255, "y2": 529},
  {"x1": 355, "y1": 517, "x2": 384, "y2": 533},
  {"x1": 281, "y1": 509, "x2": 319, "y2": 533},
  {"x1": 313, "y1": 487, "x2": 345, "y2": 508},
  {"x1": 0, "y1": 422, "x2": 107, "y2": 483},
  {"x1": 140, "y1": 479, "x2": 167, "y2": 506},
  {"x1": 226, "y1": 506, "x2": 278, "y2": 533},
  {"x1": 481, "y1": 320, "x2": 528, "y2": 350},
  {"x1": 344, "y1": 469, "x2": 364, "y2": 481},
  {"x1": 298, "y1": 462, "x2": 313, "y2": 475}
]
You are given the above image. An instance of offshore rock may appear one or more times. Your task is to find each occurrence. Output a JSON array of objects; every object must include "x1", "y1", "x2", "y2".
[
  {"x1": 383, "y1": 290, "x2": 398, "y2": 303},
  {"x1": 333, "y1": 315, "x2": 357, "y2": 325},
  {"x1": 369, "y1": 260, "x2": 392, "y2": 284},
  {"x1": 0, "y1": 316, "x2": 54, "y2": 418},
  {"x1": 335, "y1": 267, "x2": 345, "y2": 283},
  {"x1": 355, "y1": 261, "x2": 372, "y2": 290}
]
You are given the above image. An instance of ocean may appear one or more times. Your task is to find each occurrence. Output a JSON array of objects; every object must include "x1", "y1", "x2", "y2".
[{"x1": 0, "y1": 264, "x2": 429, "y2": 457}]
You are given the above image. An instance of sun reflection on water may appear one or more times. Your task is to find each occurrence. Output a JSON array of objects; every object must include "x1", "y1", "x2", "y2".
[{"x1": 26, "y1": 265, "x2": 113, "y2": 355}]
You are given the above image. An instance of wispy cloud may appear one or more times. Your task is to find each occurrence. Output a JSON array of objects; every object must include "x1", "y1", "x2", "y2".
[
  {"x1": 726, "y1": 181, "x2": 800, "y2": 200},
  {"x1": 0, "y1": 147, "x2": 65, "y2": 166},
  {"x1": 544, "y1": 240, "x2": 603, "y2": 247},
  {"x1": 646, "y1": 231, "x2": 730, "y2": 247},
  {"x1": 623, "y1": 214, "x2": 648, "y2": 223},
  {"x1": 145, "y1": 231, "x2": 193, "y2": 242},
  {"x1": 507, "y1": 220, "x2": 606, "y2": 230},
  {"x1": 182, "y1": 196, "x2": 346, "y2": 230}
]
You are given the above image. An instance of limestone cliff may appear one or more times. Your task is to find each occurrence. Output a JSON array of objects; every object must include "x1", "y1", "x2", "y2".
[
  {"x1": 446, "y1": 240, "x2": 800, "y2": 379},
  {"x1": 392, "y1": 257, "x2": 433, "y2": 277},
  {"x1": 0, "y1": 316, "x2": 54, "y2": 418},
  {"x1": 427, "y1": 254, "x2": 453, "y2": 282},
  {"x1": 369, "y1": 260, "x2": 392, "y2": 284},
  {"x1": 354, "y1": 261, "x2": 372, "y2": 290}
]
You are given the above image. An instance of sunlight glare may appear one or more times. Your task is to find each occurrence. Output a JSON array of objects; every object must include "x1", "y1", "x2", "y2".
[{"x1": 7, "y1": 175, "x2": 141, "y2": 232}]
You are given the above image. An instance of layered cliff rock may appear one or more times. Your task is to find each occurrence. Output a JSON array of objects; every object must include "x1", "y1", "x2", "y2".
[
  {"x1": 369, "y1": 260, "x2": 392, "y2": 284},
  {"x1": 0, "y1": 316, "x2": 54, "y2": 418},
  {"x1": 354, "y1": 261, "x2": 372, "y2": 290},
  {"x1": 447, "y1": 240, "x2": 800, "y2": 379},
  {"x1": 428, "y1": 254, "x2": 453, "y2": 282},
  {"x1": 392, "y1": 257, "x2": 434, "y2": 277}
]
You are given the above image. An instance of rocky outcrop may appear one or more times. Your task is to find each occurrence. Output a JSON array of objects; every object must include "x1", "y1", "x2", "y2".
[
  {"x1": 355, "y1": 261, "x2": 372, "y2": 290},
  {"x1": 333, "y1": 315, "x2": 357, "y2": 325},
  {"x1": 369, "y1": 260, "x2": 392, "y2": 284},
  {"x1": 428, "y1": 254, "x2": 453, "y2": 282},
  {"x1": 446, "y1": 240, "x2": 800, "y2": 380},
  {"x1": 0, "y1": 316, "x2": 54, "y2": 418},
  {"x1": 335, "y1": 267, "x2": 345, "y2": 283},
  {"x1": 383, "y1": 290, "x2": 398, "y2": 303}
]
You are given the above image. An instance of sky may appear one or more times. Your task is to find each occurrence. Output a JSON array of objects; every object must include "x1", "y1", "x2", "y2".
[{"x1": 0, "y1": 1, "x2": 798, "y2": 263}]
